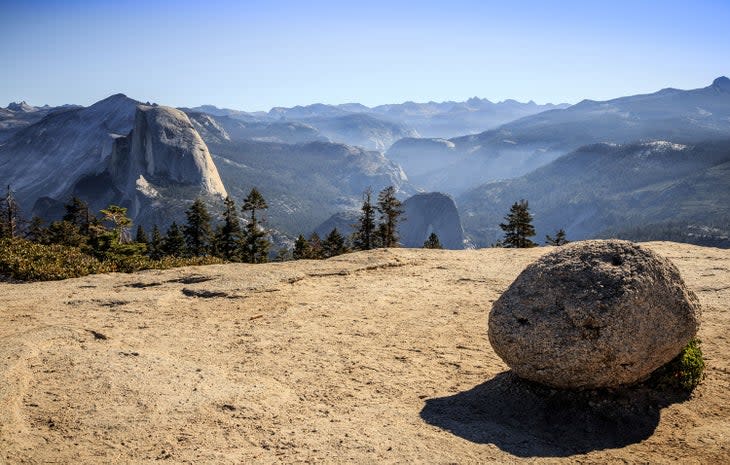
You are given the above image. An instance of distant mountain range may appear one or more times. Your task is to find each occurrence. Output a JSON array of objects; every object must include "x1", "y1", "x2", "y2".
[
  {"x1": 0, "y1": 95, "x2": 412, "y2": 241},
  {"x1": 185, "y1": 97, "x2": 566, "y2": 151},
  {"x1": 2, "y1": 77, "x2": 729, "y2": 249},
  {"x1": 0, "y1": 101, "x2": 81, "y2": 142},
  {"x1": 387, "y1": 76, "x2": 730, "y2": 194},
  {"x1": 458, "y1": 139, "x2": 730, "y2": 247}
]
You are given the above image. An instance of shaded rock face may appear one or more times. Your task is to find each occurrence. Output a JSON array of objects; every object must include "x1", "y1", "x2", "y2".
[
  {"x1": 401, "y1": 192, "x2": 465, "y2": 249},
  {"x1": 110, "y1": 105, "x2": 227, "y2": 199},
  {"x1": 488, "y1": 240, "x2": 701, "y2": 389},
  {"x1": 0, "y1": 94, "x2": 139, "y2": 209}
]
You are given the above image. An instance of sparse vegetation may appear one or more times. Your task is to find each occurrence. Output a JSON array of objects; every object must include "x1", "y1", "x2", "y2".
[
  {"x1": 423, "y1": 232, "x2": 443, "y2": 249},
  {"x1": 499, "y1": 199, "x2": 537, "y2": 248},
  {"x1": 650, "y1": 338, "x2": 705, "y2": 391},
  {"x1": 0, "y1": 237, "x2": 223, "y2": 281},
  {"x1": 545, "y1": 228, "x2": 569, "y2": 246},
  {"x1": 0, "y1": 238, "x2": 108, "y2": 281}
]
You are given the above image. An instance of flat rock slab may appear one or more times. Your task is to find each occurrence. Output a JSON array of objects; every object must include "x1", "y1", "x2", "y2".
[{"x1": 0, "y1": 244, "x2": 728, "y2": 463}]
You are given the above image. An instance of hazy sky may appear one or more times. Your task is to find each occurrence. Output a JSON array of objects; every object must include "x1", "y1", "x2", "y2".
[{"x1": 1, "y1": 0, "x2": 729, "y2": 110}]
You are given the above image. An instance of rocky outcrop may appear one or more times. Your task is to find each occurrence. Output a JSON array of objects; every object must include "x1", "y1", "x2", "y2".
[
  {"x1": 0, "y1": 93, "x2": 140, "y2": 208},
  {"x1": 109, "y1": 105, "x2": 227, "y2": 200},
  {"x1": 488, "y1": 240, "x2": 701, "y2": 389},
  {"x1": 400, "y1": 192, "x2": 465, "y2": 249}
]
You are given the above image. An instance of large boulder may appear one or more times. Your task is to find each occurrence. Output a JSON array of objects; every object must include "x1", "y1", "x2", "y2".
[{"x1": 488, "y1": 240, "x2": 701, "y2": 389}]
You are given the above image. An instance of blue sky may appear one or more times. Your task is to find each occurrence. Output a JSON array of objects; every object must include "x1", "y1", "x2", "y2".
[{"x1": 1, "y1": 0, "x2": 728, "y2": 110}]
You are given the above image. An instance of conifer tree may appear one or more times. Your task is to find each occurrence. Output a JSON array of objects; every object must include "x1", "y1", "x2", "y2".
[
  {"x1": 163, "y1": 222, "x2": 186, "y2": 257},
  {"x1": 135, "y1": 225, "x2": 148, "y2": 245},
  {"x1": 307, "y1": 232, "x2": 324, "y2": 259},
  {"x1": 100, "y1": 205, "x2": 132, "y2": 244},
  {"x1": 25, "y1": 216, "x2": 49, "y2": 243},
  {"x1": 376, "y1": 186, "x2": 404, "y2": 248},
  {"x1": 184, "y1": 198, "x2": 213, "y2": 256},
  {"x1": 499, "y1": 199, "x2": 537, "y2": 248},
  {"x1": 63, "y1": 197, "x2": 92, "y2": 235},
  {"x1": 0, "y1": 185, "x2": 20, "y2": 239},
  {"x1": 241, "y1": 188, "x2": 270, "y2": 263},
  {"x1": 47, "y1": 220, "x2": 87, "y2": 248},
  {"x1": 545, "y1": 228, "x2": 569, "y2": 246},
  {"x1": 148, "y1": 225, "x2": 164, "y2": 260},
  {"x1": 215, "y1": 196, "x2": 244, "y2": 261},
  {"x1": 423, "y1": 232, "x2": 443, "y2": 249},
  {"x1": 293, "y1": 234, "x2": 311, "y2": 260},
  {"x1": 323, "y1": 228, "x2": 348, "y2": 258},
  {"x1": 353, "y1": 188, "x2": 376, "y2": 250}
]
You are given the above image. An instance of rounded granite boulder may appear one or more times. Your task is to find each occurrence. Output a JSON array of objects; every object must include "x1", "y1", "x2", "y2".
[{"x1": 488, "y1": 240, "x2": 701, "y2": 389}]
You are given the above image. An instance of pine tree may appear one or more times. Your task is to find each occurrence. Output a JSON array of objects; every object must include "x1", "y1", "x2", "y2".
[
  {"x1": 46, "y1": 221, "x2": 85, "y2": 247},
  {"x1": 499, "y1": 200, "x2": 537, "y2": 248},
  {"x1": 377, "y1": 186, "x2": 404, "y2": 248},
  {"x1": 215, "y1": 196, "x2": 244, "y2": 261},
  {"x1": 307, "y1": 232, "x2": 324, "y2": 259},
  {"x1": 25, "y1": 216, "x2": 49, "y2": 243},
  {"x1": 163, "y1": 222, "x2": 186, "y2": 257},
  {"x1": 353, "y1": 188, "x2": 376, "y2": 250},
  {"x1": 135, "y1": 225, "x2": 148, "y2": 244},
  {"x1": 293, "y1": 234, "x2": 311, "y2": 260},
  {"x1": 100, "y1": 205, "x2": 132, "y2": 244},
  {"x1": 148, "y1": 225, "x2": 164, "y2": 260},
  {"x1": 545, "y1": 228, "x2": 569, "y2": 246},
  {"x1": 423, "y1": 232, "x2": 443, "y2": 249},
  {"x1": 62, "y1": 197, "x2": 92, "y2": 235},
  {"x1": 323, "y1": 228, "x2": 348, "y2": 258},
  {"x1": 241, "y1": 188, "x2": 270, "y2": 263},
  {"x1": 184, "y1": 198, "x2": 213, "y2": 256},
  {"x1": 0, "y1": 185, "x2": 20, "y2": 239}
]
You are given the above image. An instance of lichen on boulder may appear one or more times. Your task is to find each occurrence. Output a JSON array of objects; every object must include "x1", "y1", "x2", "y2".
[{"x1": 488, "y1": 240, "x2": 701, "y2": 389}]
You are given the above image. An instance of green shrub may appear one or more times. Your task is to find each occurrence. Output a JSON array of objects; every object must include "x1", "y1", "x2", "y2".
[
  {"x1": 651, "y1": 338, "x2": 706, "y2": 391},
  {"x1": 0, "y1": 238, "x2": 225, "y2": 282},
  {"x1": 0, "y1": 238, "x2": 109, "y2": 281}
]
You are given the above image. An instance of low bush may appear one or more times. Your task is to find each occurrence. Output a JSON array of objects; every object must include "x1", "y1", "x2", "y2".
[
  {"x1": 0, "y1": 238, "x2": 225, "y2": 282},
  {"x1": 650, "y1": 338, "x2": 706, "y2": 391},
  {"x1": 0, "y1": 238, "x2": 109, "y2": 281}
]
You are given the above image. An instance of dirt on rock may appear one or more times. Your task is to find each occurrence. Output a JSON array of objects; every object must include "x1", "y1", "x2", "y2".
[{"x1": 0, "y1": 242, "x2": 728, "y2": 464}]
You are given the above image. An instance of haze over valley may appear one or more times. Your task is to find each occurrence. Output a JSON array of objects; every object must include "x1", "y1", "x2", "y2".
[{"x1": 2, "y1": 76, "x2": 729, "y2": 249}]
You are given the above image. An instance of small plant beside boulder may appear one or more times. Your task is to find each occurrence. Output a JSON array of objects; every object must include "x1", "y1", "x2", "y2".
[{"x1": 650, "y1": 338, "x2": 705, "y2": 391}]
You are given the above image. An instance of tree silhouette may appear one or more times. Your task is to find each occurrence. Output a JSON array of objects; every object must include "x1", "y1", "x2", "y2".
[
  {"x1": 241, "y1": 188, "x2": 270, "y2": 263},
  {"x1": 184, "y1": 198, "x2": 213, "y2": 256},
  {"x1": 0, "y1": 185, "x2": 21, "y2": 239},
  {"x1": 215, "y1": 196, "x2": 244, "y2": 261},
  {"x1": 499, "y1": 200, "x2": 537, "y2": 248},
  {"x1": 377, "y1": 186, "x2": 404, "y2": 248},
  {"x1": 353, "y1": 188, "x2": 376, "y2": 250},
  {"x1": 293, "y1": 234, "x2": 311, "y2": 260},
  {"x1": 323, "y1": 228, "x2": 348, "y2": 258},
  {"x1": 148, "y1": 225, "x2": 164, "y2": 260},
  {"x1": 163, "y1": 222, "x2": 186, "y2": 257},
  {"x1": 423, "y1": 232, "x2": 443, "y2": 249},
  {"x1": 545, "y1": 228, "x2": 569, "y2": 246}
]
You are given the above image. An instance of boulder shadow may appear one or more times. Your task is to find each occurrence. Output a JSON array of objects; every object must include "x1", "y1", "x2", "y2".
[{"x1": 420, "y1": 371, "x2": 690, "y2": 457}]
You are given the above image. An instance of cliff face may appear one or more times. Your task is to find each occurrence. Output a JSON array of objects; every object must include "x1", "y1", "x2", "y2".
[
  {"x1": 0, "y1": 94, "x2": 139, "y2": 210},
  {"x1": 109, "y1": 105, "x2": 227, "y2": 198}
]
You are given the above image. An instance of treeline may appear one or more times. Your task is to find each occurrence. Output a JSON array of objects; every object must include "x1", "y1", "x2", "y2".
[
  {"x1": 496, "y1": 199, "x2": 569, "y2": 248},
  {"x1": 0, "y1": 184, "x2": 421, "y2": 281},
  {"x1": 291, "y1": 185, "x2": 413, "y2": 259}
]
